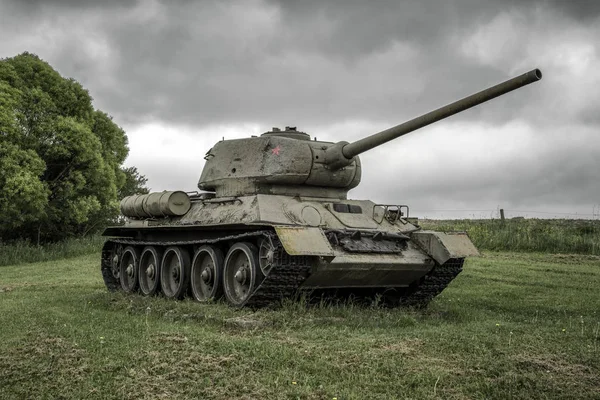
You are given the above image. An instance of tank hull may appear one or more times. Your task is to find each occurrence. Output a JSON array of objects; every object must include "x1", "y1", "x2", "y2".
[{"x1": 102, "y1": 194, "x2": 478, "y2": 307}]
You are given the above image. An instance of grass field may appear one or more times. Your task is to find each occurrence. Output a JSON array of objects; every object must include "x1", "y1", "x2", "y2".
[
  {"x1": 420, "y1": 218, "x2": 600, "y2": 255},
  {"x1": 0, "y1": 251, "x2": 598, "y2": 399}
]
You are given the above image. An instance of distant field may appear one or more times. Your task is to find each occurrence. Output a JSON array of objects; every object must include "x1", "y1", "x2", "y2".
[
  {"x1": 0, "y1": 251, "x2": 598, "y2": 399},
  {"x1": 420, "y1": 218, "x2": 600, "y2": 255}
]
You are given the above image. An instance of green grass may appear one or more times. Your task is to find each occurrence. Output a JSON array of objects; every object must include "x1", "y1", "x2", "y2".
[
  {"x1": 0, "y1": 234, "x2": 104, "y2": 267},
  {"x1": 0, "y1": 252, "x2": 598, "y2": 399},
  {"x1": 420, "y1": 218, "x2": 600, "y2": 255}
]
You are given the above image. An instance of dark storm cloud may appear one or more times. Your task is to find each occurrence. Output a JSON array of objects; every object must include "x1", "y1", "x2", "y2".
[
  {"x1": 1, "y1": 0, "x2": 599, "y2": 216},
  {"x1": 103, "y1": 0, "x2": 517, "y2": 126},
  {"x1": 6, "y1": 0, "x2": 137, "y2": 9},
  {"x1": 528, "y1": 0, "x2": 600, "y2": 20},
  {"x1": 1, "y1": 0, "x2": 564, "y2": 127}
]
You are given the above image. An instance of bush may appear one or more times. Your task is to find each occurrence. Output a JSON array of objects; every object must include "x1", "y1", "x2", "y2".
[{"x1": 0, "y1": 235, "x2": 104, "y2": 267}]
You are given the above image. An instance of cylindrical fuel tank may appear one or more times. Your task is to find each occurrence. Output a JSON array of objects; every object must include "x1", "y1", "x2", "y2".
[{"x1": 120, "y1": 191, "x2": 191, "y2": 218}]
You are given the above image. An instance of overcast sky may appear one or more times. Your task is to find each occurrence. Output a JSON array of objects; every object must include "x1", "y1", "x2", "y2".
[{"x1": 1, "y1": 0, "x2": 599, "y2": 218}]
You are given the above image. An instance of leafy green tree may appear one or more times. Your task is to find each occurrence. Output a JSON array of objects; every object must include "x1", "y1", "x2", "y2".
[
  {"x1": 119, "y1": 166, "x2": 150, "y2": 199},
  {"x1": 0, "y1": 52, "x2": 138, "y2": 242},
  {"x1": 0, "y1": 142, "x2": 49, "y2": 231}
]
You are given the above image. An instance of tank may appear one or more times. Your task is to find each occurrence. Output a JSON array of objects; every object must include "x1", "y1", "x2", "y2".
[{"x1": 101, "y1": 68, "x2": 542, "y2": 307}]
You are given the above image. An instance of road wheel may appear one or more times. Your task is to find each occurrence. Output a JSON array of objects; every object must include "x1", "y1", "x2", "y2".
[
  {"x1": 119, "y1": 246, "x2": 140, "y2": 293},
  {"x1": 160, "y1": 246, "x2": 191, "y2": 299},
  {"x1": 139, "y1": 246, "x2": 162, "y2": 296},
  {"x1": 190, "y1": 245, "x2": 224, "y2": 302},
  {"x1": 258, "y1": 236, "x2": 276, "y2": 276},
  {"x1": 223, "y1": 242, "x2": 262, "y2": 307}
]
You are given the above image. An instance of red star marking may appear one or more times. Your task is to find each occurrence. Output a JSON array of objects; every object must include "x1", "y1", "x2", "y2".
[{"x1": 271, "y1": 145, "x2": 281, "y2": 155}]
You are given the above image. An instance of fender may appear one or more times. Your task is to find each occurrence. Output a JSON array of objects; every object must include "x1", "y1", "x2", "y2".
[
  {"x1": 411, "y1": 231, "x2": 479, "y2": 265},
  {"x1": 274, "y1": 226, "x2": 334, "y2": 256}
]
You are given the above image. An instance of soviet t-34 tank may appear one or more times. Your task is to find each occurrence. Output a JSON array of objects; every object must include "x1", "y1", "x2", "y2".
[{"x1": 101, "y1": 68, "x2": 542, "y2": 307}]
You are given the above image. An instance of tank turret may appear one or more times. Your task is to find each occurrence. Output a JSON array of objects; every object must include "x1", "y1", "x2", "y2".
[{"x1": 198, "y1": 69, "x2": 542, "y2": 198}]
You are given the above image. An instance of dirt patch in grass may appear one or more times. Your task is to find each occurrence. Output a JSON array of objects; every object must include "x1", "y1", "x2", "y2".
[
  {"x1": 224, "y1": 315, "x2": 268, "y2": 330},
  {"x1": 376, "y1": 338, "x2": 425, "y2": 355},
  {"x1": 547, "y1": 254, "x2": 600, "y2": 264},
  {"x1": 513, "y1": 353, "x2": 598, "y2": 380},
  {"x1": 0, "y1": 334, "x2": 90, "y2": 398},
  {"x1": 0, "y1": 286, "x2": 13, "y2": 293},
  {"x1": 154, "y1": 332, "x2": 190, "y2": 344},
  {"x1": 499, "y1": 353, "x2": 600, "y2": 398},
  {"x1": 117, "y1": 332, "x2": 267, "y2": 399}
]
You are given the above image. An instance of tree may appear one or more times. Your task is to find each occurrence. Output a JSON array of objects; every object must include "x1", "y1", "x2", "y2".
[
  {"x1": 119, "y1": 166, "x2": 150, "y2": 199},
  {"x1": 0, "y1": 142, "x2": 49, "y2": 231},
  {"x1": 0, "y1": 52, "x2": 142, "y2": 242}
]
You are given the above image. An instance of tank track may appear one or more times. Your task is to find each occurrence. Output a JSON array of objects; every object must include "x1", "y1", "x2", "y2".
[
  {"x1": 101, "y1": 232, "x2": 463, "y2": 308},
  {"x1": 396, "y1": 258, "x2": 464, "y2": 307},
  {"x1": 101, "y1": 230, "x2": 311, "y2": 308},
  {"x1": 305, "y1": 258, "x2": 464, "y2": 308}
]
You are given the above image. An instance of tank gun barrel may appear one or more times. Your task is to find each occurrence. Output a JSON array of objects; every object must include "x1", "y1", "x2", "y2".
[{"x1": 324, "y1": 68, "x2": 542, "y2": 169}]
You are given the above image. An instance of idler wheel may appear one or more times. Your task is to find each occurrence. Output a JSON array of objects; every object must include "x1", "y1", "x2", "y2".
[
  {"x1": 223, "y1": 242, "x2": 263, "y2": 307},
  {"x1": 160, "y1": 246, "x2": 191, "y2": 299},
  {"x1": 139, "y1": 246, "x2": 163, "y2": 296},
  {"x1": 190, "y1": 245, "x2": 224, "y2": 302},
  {"x1": 119, "y1": 246, "x2": 140, "y2": 293}
]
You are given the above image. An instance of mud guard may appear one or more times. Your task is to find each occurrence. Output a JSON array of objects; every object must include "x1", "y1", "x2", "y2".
[
  {"x1": 274, "y1": 226, "x2": 335, "y2": 256},
  {"x1": 411, "y1": 231, "x2": 479, "y2": 265}
]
